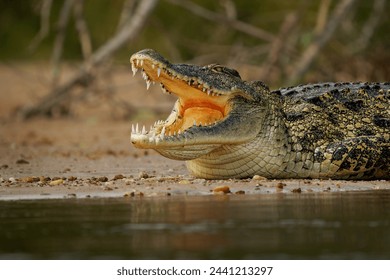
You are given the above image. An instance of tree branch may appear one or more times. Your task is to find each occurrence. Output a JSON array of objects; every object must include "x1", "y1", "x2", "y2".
[
  {"x1": 262, "y1": 12, "x2": 299, "y2": 81},
  {"x1": 166, "y1": 0, "x2": 274, "y2": 42},
  {"x1": 51, "y1": 0, "x2": 74, "y2": 87},
  {"x1": 20, "y1": 0, "x2": 159, "y2": 119},
  {"x1": 287, "y1": 0, "x2": 357, "y2": 84},
  {"x1": 73, "y1": 0, "x2": 92, "y2": 61},
  {"x1": 352, "y1": 0, "x2": 385, "y2": 53},
  {"x1": 117, "y1": 0, "x2": 137, "y2": 31},
  {"x1": 27, "y1": 0, "x2": 53, "y2": 53}
]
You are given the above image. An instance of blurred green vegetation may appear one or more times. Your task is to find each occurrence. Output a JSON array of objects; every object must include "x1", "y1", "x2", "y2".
[{"x1": 0, "y1": 0, "x2": 389, "y2": 82}]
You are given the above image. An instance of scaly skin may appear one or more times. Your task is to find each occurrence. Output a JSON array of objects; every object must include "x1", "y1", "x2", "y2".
[{"x1": 130, "y1": 49, "x2": 390, "y2": 179}]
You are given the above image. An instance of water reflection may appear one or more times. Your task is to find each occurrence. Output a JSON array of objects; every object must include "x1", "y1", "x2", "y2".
[{"x1": 0, "y1": 191, "x2": 389, "y2": 259}]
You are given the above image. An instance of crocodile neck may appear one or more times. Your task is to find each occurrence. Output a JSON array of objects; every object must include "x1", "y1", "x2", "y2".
[{"x1": 187, "y1": 99, "x2": 291, "y2": 179}]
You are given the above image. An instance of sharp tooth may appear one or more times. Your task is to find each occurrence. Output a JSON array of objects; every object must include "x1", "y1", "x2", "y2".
[
  {"x1": 142, "y1": 71, "x2": 148, "y2": 80},
  {"x1": 136, "y1": 123, "x2": 139, "y2": 133},
  {"x1": 193, "y1": 120, "x2": 197, "y2": 126},
  {"x1": 136, "y1": 59, "x2": 140, "y2": 66},
  {"x1": 207, "y1": 89, "x2": 211, "y2": 95},
  {"x1": 146, "y1": 80, "x2": 151, "y2": 90},
  {"x1": 202, "y1": 88, "x2": 206, "y2": 92},
  {"x1": 142, "y1": 125, "x2": 146, "y2": 134},
  {"x1": 131, "y1": 124, "x2": 135, "y2": 134},
  {"x1": 152, "y1": 64, "x2": 155, "y2": 69},
  {"x1": 131, "y1": 63, "x2": 138, "y2": 76},
  {"x1": 157, "y1": 68, "x2": 161, "y2": 77},
  {"x1": 140, "y1": 59, "x2": 143, "y2": 66},
  {"x1": 161, "y1": 126, "x2": 166, "y2": 136}
]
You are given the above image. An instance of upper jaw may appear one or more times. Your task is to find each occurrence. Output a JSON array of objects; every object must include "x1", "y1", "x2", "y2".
[
  {"x1": 129, "y1": 49, "x2": 240, "y2": 97},
  {"x1": 129, "y1": 49, "x2": 258, "y2": 149}
]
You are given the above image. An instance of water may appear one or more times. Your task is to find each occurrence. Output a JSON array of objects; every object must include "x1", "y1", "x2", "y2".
[{"x1": 1, "y1": 191, "x2": 390, "y2": 259}]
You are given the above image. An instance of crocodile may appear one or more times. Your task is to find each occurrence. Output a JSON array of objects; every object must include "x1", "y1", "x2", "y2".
[{"x1": 129, "y1": 49, "x2": 390, "y2": 180}]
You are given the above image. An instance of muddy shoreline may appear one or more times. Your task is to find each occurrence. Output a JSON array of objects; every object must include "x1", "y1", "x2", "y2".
[{"x1": 1, "y1": 65, "x2": 388, "y2": 201}]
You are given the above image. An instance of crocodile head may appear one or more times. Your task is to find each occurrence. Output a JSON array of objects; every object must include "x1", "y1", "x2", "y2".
[{"x1": 130, "y1": 49, "x2": 269, "y2": 160}]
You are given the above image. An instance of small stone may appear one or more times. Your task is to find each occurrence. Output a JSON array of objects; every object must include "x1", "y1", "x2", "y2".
[
  {"x1": 40, "y1": 176, "x2": 51, "y2": 182},
  {"x1": 235, "y1": 190, "x2": 246, "y2": 195},
  {"x1": 9, "y1": 177, "x2": 16, "y2": 183},
  {"x1": 98, "y1": 176, "x2": 108, "y2": 182},
  {"x1": 252, "y1": 175, "x2": 267, "y2": 180},
  {"x1": 113, "y1": 174, "x2": 125, "y2": 180},
  {"x1": 68, "y1": 176, "x2": 77, "y2": 181},
  {"x1": 49, "y1": 179, "x2": 64, "y2": 186},
  {"x1": 16, "y1": 159, "x2": 29, "y2": 164},
  {"x1": 0, "y1": 164, "x2": 8, "y2": 169},
  {"x1": 124, "y1": 191, "x2": 136, "y2": 197},
  {"x1": 138, "y1": 171, "x2": 149, "y2": 179},
  {"x1": 178, "y1": 179, "x2": 190, "y2": 185},
  {"x1": 276, "y1": 182, "x2": 285, "y2": 189},
  {"x1": 213, "y1": 185, "x2": 231, "y2": 194},
  {"x1": 124, "y1": 178, "x2": 135, "y2": 185},
  {"x1": 292, "y1": 188, "x2": 302, "y2": 193},
  {"x1": 21, "y1": 176, "x2": 40, "y2": 183}
]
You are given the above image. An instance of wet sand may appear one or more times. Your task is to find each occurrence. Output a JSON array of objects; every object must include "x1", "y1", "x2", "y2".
[{"x1": 1, "y1": 118, "x2": 389, "y2": 201}]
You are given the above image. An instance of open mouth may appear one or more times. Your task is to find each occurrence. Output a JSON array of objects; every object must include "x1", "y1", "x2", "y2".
[{"x1": 130, "y1": 53, "x2": 232, "y2": 146}]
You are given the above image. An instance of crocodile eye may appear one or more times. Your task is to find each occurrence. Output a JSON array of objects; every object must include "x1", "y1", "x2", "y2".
[
  {"x1": 211, "y1": 65, "x2": 223, "y2": 72},
  {"x1": 208, "y1": 64, "x2": 241, "y2": 79}
]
